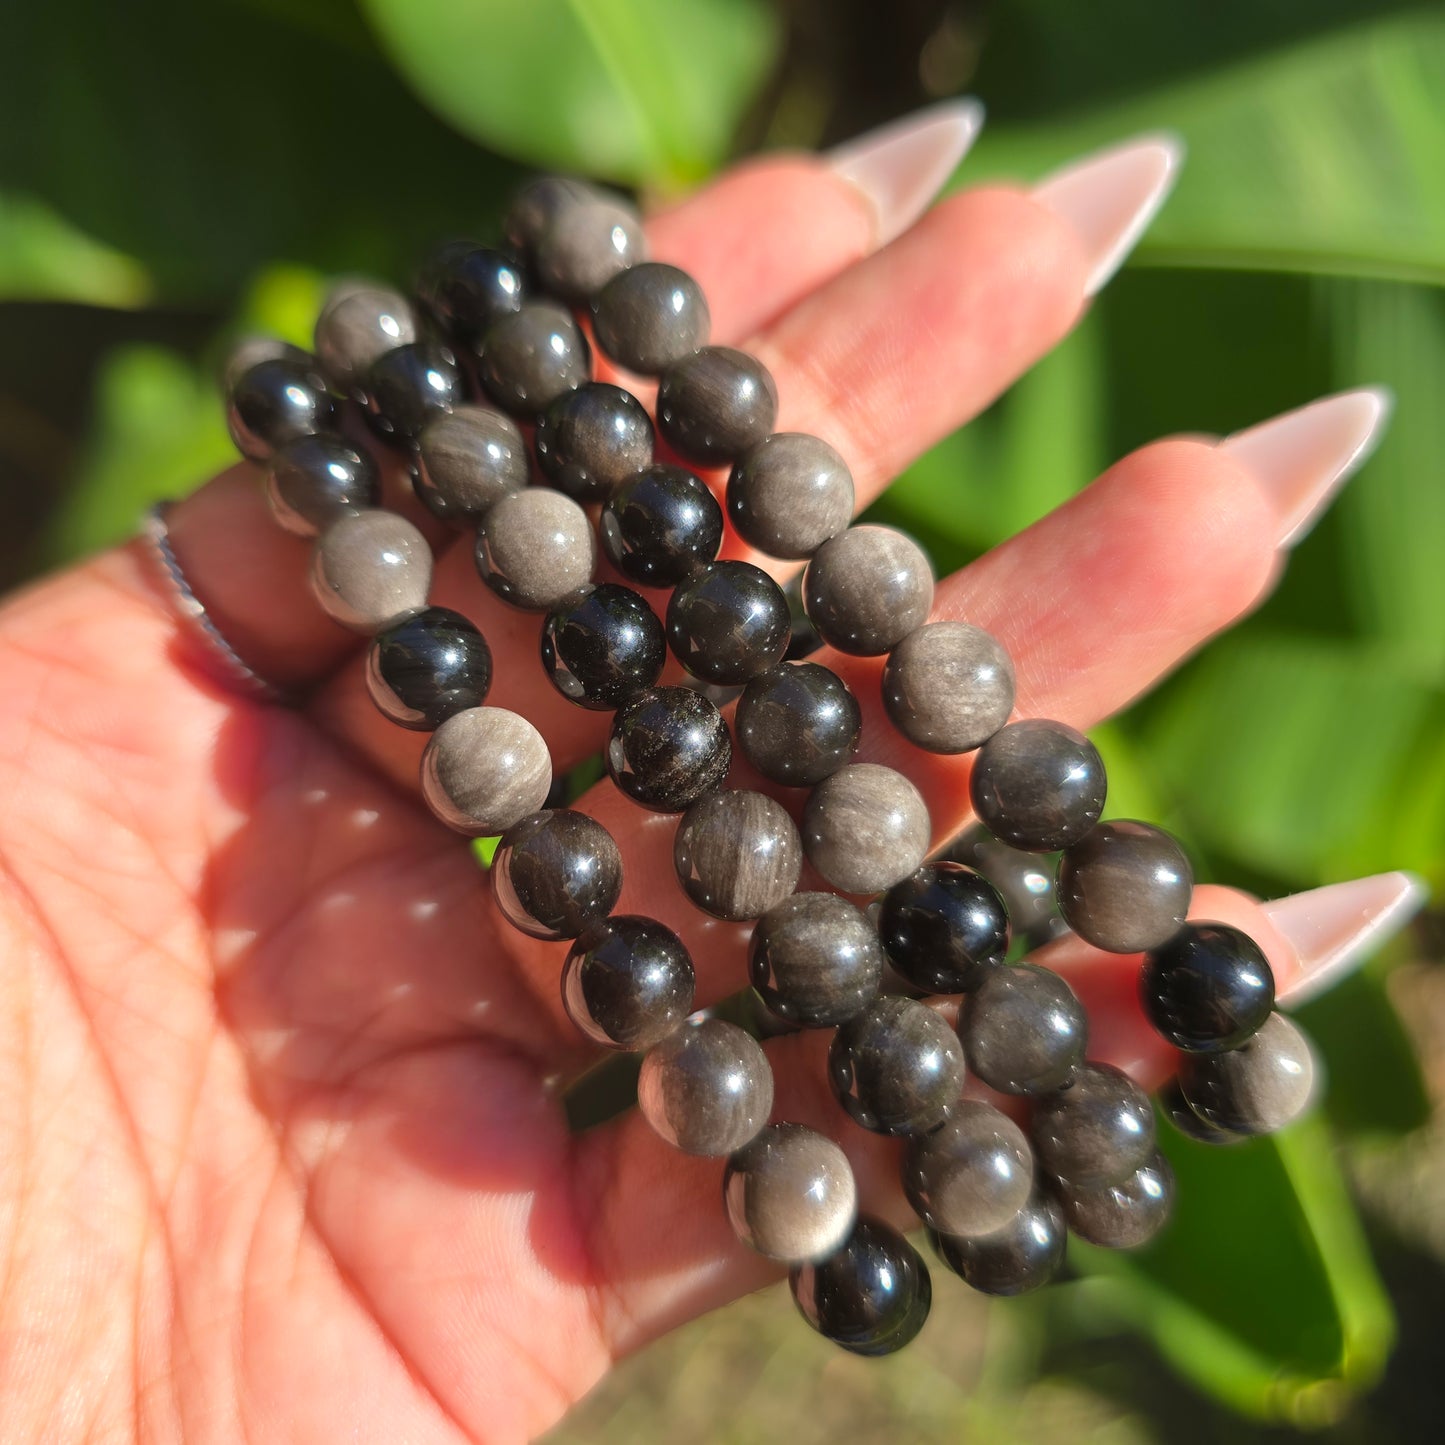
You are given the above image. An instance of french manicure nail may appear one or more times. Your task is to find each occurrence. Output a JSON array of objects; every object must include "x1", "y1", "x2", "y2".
[
  {"x1": 1218, "y1": 388, "x2": 1394, "y2": 546},
  {"x1": 1269, "y1": 871, "x2": 1428, "y2": 1006},
  {"x1": 1032, "y1": 133, "x2": 1184, "y2": 297},
  {"x1": 826, "y1": 98, "x2": 985, "y2": 247}
]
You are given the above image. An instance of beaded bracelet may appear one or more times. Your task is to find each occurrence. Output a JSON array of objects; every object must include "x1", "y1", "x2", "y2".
[{"x1": 221, "y1": 173, "x2": 1318, "y2": 1357}]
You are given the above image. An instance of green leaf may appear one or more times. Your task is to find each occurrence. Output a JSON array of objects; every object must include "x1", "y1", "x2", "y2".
[
  {"x1": 0, "y1": 193, "x2": 150, "y2": 306},
  {"x1": 359, "y1": 0, "x2": 780, "y2": 187}
]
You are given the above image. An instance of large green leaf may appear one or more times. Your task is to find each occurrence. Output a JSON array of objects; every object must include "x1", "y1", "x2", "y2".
[
  {"x1": 360, "y1": 0, "x2": 779, "y2": 187},
  {"x1": 0, "y1": 194, "x2": 150, "y2": 307}
]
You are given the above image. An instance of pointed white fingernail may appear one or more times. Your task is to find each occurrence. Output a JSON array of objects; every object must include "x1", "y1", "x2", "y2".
[
  {"x1": 1218, "y1": 387, "x2": 1394, "y2": 547},
  {"x1": 826, "y1": 98, "x2": 985, "y2": 246},
  {"x1": 1032, "y1": 133, "x2": 1184, "y2": 297},
  {"x1": 1270, "y1": 871, "x2": 1428, "y2": 1006}
]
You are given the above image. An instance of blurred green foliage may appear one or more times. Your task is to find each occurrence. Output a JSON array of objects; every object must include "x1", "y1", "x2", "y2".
[{"x1": 2, "y1": 0, "x2": 1442, "y2": 1434}]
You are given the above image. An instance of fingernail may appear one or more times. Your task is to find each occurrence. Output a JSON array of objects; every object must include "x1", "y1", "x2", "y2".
[
  {"x1": 1032, "y1": 133, "x2": 1184, "y2": 297},
  {"x1": 1218, "y1": 388, "x2": 1394, "y2": 547},
  {"x1": 1269, "y1": 871, "x2": 1428, "y2": 1006},
  {"x1": 827, "y1": 98, "x2": 985, "y2": 247}
]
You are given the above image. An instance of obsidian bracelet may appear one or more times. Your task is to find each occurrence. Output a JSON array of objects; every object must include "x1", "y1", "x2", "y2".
[{"x1": 221, "y1": 173, "x2": 1318, "y2": 1358}]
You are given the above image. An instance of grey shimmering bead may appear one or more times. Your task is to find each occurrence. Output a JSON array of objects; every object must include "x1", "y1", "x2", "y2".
[
  {"x1": 637, "y1": 1017, "x2": 774, "y2": 1157},
  {"x1": 723, "y1": 1123, "x2": 858, "y2": 1263},
  {"x1": 1178, "y1": 1011, "x2": 1317, "y2": 1136},
  {"x1": 804, "y1": 525, "x2": 934, "y2": 656},
  {"x1": 534, "y1": 194, "x2": 647, "y2": 302},
  {"x1": 266, "y1": 434, "x2": 379, "y2": 537},
  {"x1": 534, "y1": 382, "x2": 654, "y2": 504},
  {"x1": 1059, "y1": 1153, "x2": 1174, "y2": 1250},
  {"x1": 1032, "y1": 1061, "x2": 1156, "y2": 1189},
  {"x1": 903, "y1": 1101, "x2": 1034, "y2": 1237},
  {"x1": 504, "y1": 176, "x2": 602, "y2": 259},
  {"x1": 414, "y1": 406, "x2": 528, "y2": 522},
  {"x1": 674, "y1": 790, "x2": 802, "y2": 922},
  {"x1": 221, "y1": 335, "x2": 306, "y2": 395},
  {"x1": 960, "y1": 962, "x2": 1088, "y2": 1095},
  {"x1": 479, "y1": 300, "x2": 591, "y2": 417},
  {"x1": 726, "y1": 433, "x2": 854, "y2": 560},
  {"x1": 310, "y1": 510, "x2": 432, "y2": 633},
  {"x1": 882, "y1": 621, "x2": 1015, "y2": 753},
  {"x1": 656, "y1": 346, "x2": 778, "y2": 464},
  {"x1": 748, "y1": 892, "x2": 883, "y2": 1027},
  {"x1": 314, "y1": 282, "x2": 416, "y2": 391},
  {"x1": 475, "y1": 488, "x2": 597, "y2": 611},
  {"x1": 420, "y1": 707, "x2": 552, "y2": 836},
  {"x1": 592, "y1": 261, "x2": 710, "y2": 374},
  {"x1": 828, "y1": 996, "x2": 964, "y2": 1136},
  {"x1": 969, "y1": 719, "x2": 1107, "y2": 852},
  {"x1": 801, "y1": 763, "x2": 931, "y2": 895},
  {"x1": 1057, "y1": 821, "x2": 1193, "y2": 954}
]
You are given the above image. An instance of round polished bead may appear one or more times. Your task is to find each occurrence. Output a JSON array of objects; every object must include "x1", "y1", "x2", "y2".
[
  {"x1": 931, "y1": 1192, "x2": 1068, "y2": 1296},
  {"x1": 534, "y1": 382, "x2": 654, "y2": 503},
  {"x1": 1060, "y1": 1153, "x2": 1175, "y2": 1250},
  {"x1": 801, "y1": 763, "x2": 931, "y2": 895},
  {"x1": 726, "y1": 433, "x2": 854, "y2": 560},
  {"x1": 1159, "y1": 1080, "x2": 1243, "y2": 1146},
  {"x1": 969, "y1": 719, "x2": 1107, "y2": 852},
  {"x1": 504, "y1": 176, "x2": 602, "y2": 259},
  {"x1": 415, "y1": 242, "x2": 526, "y2": 345},
  {"x1": 534, "y1": 192, "x2": 647, "y2": 301},
  {"x1": 829, "y1": 996, "x2": 964, "y2": 1135},
  {"x1": 637, "y1": 1017, "x2": 773, "y2": 1156},
  {"x1": 413, "y1": 406, "x2": 528, "y2": 522},
  {"x1": 592, "y1": 262, "x2": 710, "y2": 374},
  {"x1": 310, "y1": 510, "x2": 432, "y2": 633},
  {"x1": 1057, "y1": 821, "x2": 1193, "y2": 954},
  {"x1": 420, "y1": 706, "x2": 551, "y2": 835},
  {"x1": 960, "y1": 962, "x2": 1088, "y2": 1095},
  {"x1": 599, "y1": 464, "x2": 723, "y2": 589},
  {"x1": 606, "y1": 686, "x2": 731, "y2": 812},
  {"x1": 227, "y1": 354, "x2": 337, "y2": 462},
  {"x1": 541, "y1": 583, "x2": 665, "y2": 710},
  {"x1": 479, "y1": 300, "x2": 591, "y2": 416},
  {"x1": 656, "y1": 346, "x2": 778, "y2": 464},
  {"x1": 791, "y1": 1216, "x2": 931, "y2": 1357},
  {"x1": 361, "y1": 341, "x2": 464, "y2": 445},
  {"x1": 491, "y1": 809, "x2": 623, "y2": 941},
  {"x1": 675, "y1": 790, "x2": 802, "y2": 922},
  {"x1": 366, "y1": 606, "x2": 492, "y2": 730},
  {"x1": 666, "y1": 560, "x2": 791, "y2": 685},
  {"x1": 1178, "y1": 1011, "x2": 1316, "y2": 1135},
  {"x1": 314, "y1": 282, "x2": 416, "y2": 391},
  {"x1": 266, "y1": 434, "x2": 379, "y2": 537},
  {"x1": 723, "y1": 1124, "x2": 858, "y2": 1263},
  {"x1": 475, "y1": 488, "x2": 597, "y2": 612},
  {"x1": 562, "y1": 915, "x2": 694, "y2": 1049},
  {"x1": 1141, "y1": 922, "x2": 1275, "y2": 1053},
  {"x1": 803, "y1": 525, "x2": 934, "y2": 656},
  {"x1": 882, "y1": 621, "x2": 1015, "y2": 754},
  {"x1": 903, "y1": 1101, "x2": 1033, "y2": 1237},
  {"x1": 878, "y1": 863, "x2": 1009, "y2": 996},
  {"x1": 749, "y1": 892, "x2": 883, "y2": 1026},
  {"x1": 1032, "y1": 1062, "x2": 1156, "y2": 1189},
  {"x1": 735, "y1": 661, "x2": 861, "y2": 787}
]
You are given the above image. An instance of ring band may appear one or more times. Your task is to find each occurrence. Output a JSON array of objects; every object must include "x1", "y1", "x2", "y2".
[{"x1": 140, "y1": 501, "x2": 290, "y2": 704}]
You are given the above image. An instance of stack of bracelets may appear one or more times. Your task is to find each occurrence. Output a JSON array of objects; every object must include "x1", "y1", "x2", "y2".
[{"x1": 221, "y1": 174, "x2": 1317, "y2": 1357}]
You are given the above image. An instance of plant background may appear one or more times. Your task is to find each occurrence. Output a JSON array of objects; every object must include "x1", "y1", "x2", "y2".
[{"x1": 2, "y1": 0, "x2": 1444, "y2": 1438}]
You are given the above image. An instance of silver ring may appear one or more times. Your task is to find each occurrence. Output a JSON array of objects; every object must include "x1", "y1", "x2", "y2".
[{"x1": 140, "y1": 501, "x2": 290, "y2": 704}]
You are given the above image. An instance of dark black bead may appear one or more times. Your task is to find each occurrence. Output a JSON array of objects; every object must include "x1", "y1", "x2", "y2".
[
  {"x1": 600, "y1": 463, "x2": 723, "y2": 588},
  {"x1": 666, "y1": 561, "x2": 791, "y2": 685},
  {"x1": 592, "y1": 261, "x2": 710, "y2": 374},
  {"x1": 606, "y1": 686, "x2": 732, "y2": 812},
  {"x1": 541, "y1": 583, "x2": 666, "y2": 710},
  {"x1": 930, "y1": 1191, "x2": 1068, "y2": 1296},
  {"x1": 561, "y1": 914, "x2": 694, "y2": 1049},
  {"x1": 266, "y1": 434, "x2": 379, "y2": 537},
  {"x1": 362, "y1": 341, "x2": 464, "y2": 445},
  {"x1": 969, "y1": 719, "x2": 1107, "y2": 852},
  {"x1": 366, "y1": 606, "x2": 492, "y2": 730},
  {"x1": 415, "y1": 242, "x2": 526, "y2": 345},
  {"x1": 1159, "y1": 1080, "x2": 1244, "y2": 1146},
  {"x1": 735, "y1": 661, "x2": 861, "y2": 787},
  {"x1": 533, "y1": 382, "x2": 654, "y2": 503},
  {"x1": 1140, "y1": 922, "x2": 1275, "y2": 1053},
  {"x1": 790, "y1": 1216, "x2": 931, "y2": 1357},
  {"x1": 1031, "y1": 1061, "x2": 1156, "y2": 1189},
  {"x1": 879, "y1": 863, "x2": 1010, "y2": 995},
  {"x1": 479, "y1": 300, "x2": 591, "y2": 417},
  {"x1": 227, "y1": 354, "x2": 337, "y2": 462},
  {"x1": 828, "y1": 996, "x2": 964, "y2": 1136},
  {"x1": 492, "y1": 810, "x2": 623, "y2": 942},
  {"x1": 656, "y1": 346, "x2": 778, "y2": 465}
]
